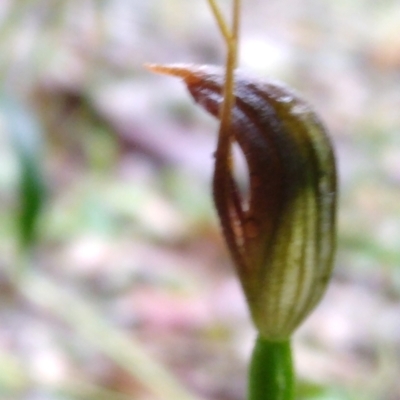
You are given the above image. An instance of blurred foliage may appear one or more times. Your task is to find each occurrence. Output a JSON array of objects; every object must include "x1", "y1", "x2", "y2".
[
  {"x1": 0, "y1": 0, "x2": 399, "y2": 400},
  {"x1": 1, "y1": 93, "x2": 45, "y2": 251}
]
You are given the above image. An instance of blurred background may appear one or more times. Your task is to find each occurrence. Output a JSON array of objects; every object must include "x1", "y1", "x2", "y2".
[{"x1": 1, "y1": 0, "x2": 400, "y2": 399}]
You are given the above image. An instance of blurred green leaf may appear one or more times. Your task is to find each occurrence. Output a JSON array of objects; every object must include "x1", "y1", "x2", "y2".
[{"x1": 0, "y1": 92, "x2": 46, "y2": 251}]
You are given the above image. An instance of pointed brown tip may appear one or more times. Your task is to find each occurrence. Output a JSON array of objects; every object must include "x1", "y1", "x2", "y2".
[
  {"x1": 144, "y1": 63, "x2": 215, "y2": 86},
  {"x1": 144, "y1": 63, "x2": 190, "y2": 78}
]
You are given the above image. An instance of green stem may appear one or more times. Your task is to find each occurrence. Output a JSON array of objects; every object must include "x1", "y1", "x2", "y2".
[{"x1": 248, "y1": 335, "x2": 294, "y2": 400}]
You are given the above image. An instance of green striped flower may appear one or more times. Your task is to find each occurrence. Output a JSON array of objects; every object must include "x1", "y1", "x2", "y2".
[{"x1": 149, "y1": 63, "x2": 337, "y2": 341}]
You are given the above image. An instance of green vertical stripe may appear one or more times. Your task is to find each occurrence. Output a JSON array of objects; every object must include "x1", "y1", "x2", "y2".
[{"x1": 248, "y1": 336, "x2": 294, "y2": 400}]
